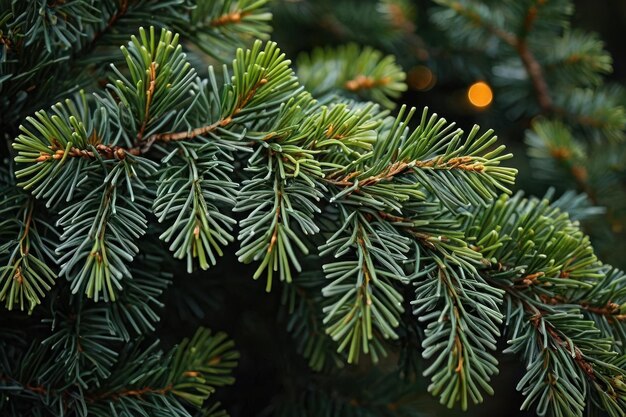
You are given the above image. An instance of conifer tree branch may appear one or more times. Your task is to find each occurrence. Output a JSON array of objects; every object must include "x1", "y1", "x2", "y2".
[
  {"x1": 281, "y1": 270, "x2": 344, "y2": 371},
  {"x1": 500, "y1": 286, "x2": 626, "y2": 417},
  {"x1": 144, "y1": 73, "x2": 269, "y2": 145},
  {"x1": 85, "y1": 0, "x2": 131, "y2": 54},
  {"x1": 4, "y1": 17, "x2": 626, "y2": 417},
  {"x1": 326, "y1": 156, "x2": 489, "y2": 188},
  {"x1": 296, "y1": 44, "x2": 407, "y2": 109},
  {"x1": 170, "y1": 0, "x2": 272, "y2": 62},
  {"x1": 413, "y1": 258, "x2": 502, "y2": 410},
  {"x1": 0, "y1": 327, "x2": 238, "y2": 415},
  {"x1": 516, "y1": 2, "x2": 553, "y2": 112},
  {"x1": 154, "y1": 143, "x2": 237, "y2": 273},
  {"x1": 442, "y1": 0, "x2": 553, "y2": 112},
  {"x1": 0, "y1": 192, "x2": 57, "y2": 311},
  {"x1": 458, "y1": 192, "x2": 626, "y2": 416},
  {"x1": 319, "y1": 210, "x2": 410, "y2": 364}
]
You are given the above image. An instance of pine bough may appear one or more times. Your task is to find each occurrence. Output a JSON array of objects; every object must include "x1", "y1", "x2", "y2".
[{"x1": 1, "y1": 23, "x2": 626, "y2": 417}]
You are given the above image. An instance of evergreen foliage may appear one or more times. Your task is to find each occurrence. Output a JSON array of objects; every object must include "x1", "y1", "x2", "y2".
[{"x1": 1, "y1": 1, "x2": 625, "y2": 417}]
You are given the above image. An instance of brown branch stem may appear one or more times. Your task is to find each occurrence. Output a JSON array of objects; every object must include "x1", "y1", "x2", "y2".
[
  {"x1": 82, "y1": 0, "x2": 130, "y2": 55},
  {"x1": 136, "y1": 62, "x2": 157, "y2": 142},
  {"x1": 36, "y1": 143, "x2": 141, "y2": 162},
  {"x1": 95, "y1": 384, "x2": 174, "y2": 401},
  {"x1": 516, "y1": 41, "x2": 553, "y2": 112},
  {"x1": 35, "y1": 77, "x2": 269, "y2": 162},
  {"x1": 344, "y1": 75, "x2": 391, "y2": 92},
  {"x1": 210, "y1": 10, "x2": 251, "y2": 27},
  {"x1": 325, "y1": 156, "x2": 485, "y2": 189},
  {"x1": 451, "y1": 1, "x2": 553, "y2": 112},
  {"x1": 495, "y1": 284, "x2": 596, "y2": 379},
  {"x1": 18, "y1": 200, "x2": 34, "y2": 257},
  {"x1": 267, "y1": 188, "x2": 282, "y2": 253}
]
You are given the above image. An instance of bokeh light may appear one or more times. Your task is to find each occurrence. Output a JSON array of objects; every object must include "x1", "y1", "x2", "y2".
[
  {"x1": 467, "y1": 81, "x2": 493, "y2": 108},
  {"x1": 408, "y1": 65, "x2": 436, "y2": 91}
]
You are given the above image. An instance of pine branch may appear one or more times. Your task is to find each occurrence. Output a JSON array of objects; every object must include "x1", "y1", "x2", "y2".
[
  {"x1": 55, "y1": 160, "x2": 156, "y2": 301},
  {"x1": 320, "y1": 211, "x2": 410, "y2": 363},
  {"x1": 84, "y1": 0, "x2": 130, "y2": 54},
  {"x1": 5, "y1": 20, "x2": 626, "y2": 417},
  {"x1": 462, "y1": 192, "x2": 626, "y2": 416},
  {"x1": 13, "y1": 92, "x2": 112, "y2": 204},
  {"x1": 281, "y1": 267, "x2": 345, "y2": 371},
  {"x1": 544, "y1": 30, "x2": 613, "y2": 87},
  {"x1": 435, "y1": 0, "x2": 626, "y2": 143},
  {"x1": 178, "y1": 0, "x2": 272, "y2": 61},
  {"x1": 567, "y1": 268, "x2": 626, "y2": 351},
  {"x1": 0, "y1": 191, "x2": 57, "y2": 312},
  {"x1": 554, "y1": 86, "x2": 626, "y2": 142},
  {"x1": 42, "y1": 301, "x2": 122, "y2": 388},
  {"x1": 103, "y1": 27, "x2": 198, "y2": 149},
  {"x1": 503, "y1": 292, "x2": 626, "y2": 417},
  {"x1": 5, "y1": 0, "x2": 101, "y2": 53},
  {"x1": 10, "y1": 29, "x2": 302, "y2": 307},
  {"x1": 154, "y1": 142, "x2": 237, "y2": 272},
  {"x1": 235, "y1": 96, "x2": 380, "y2": 290},
  {"x1": 144, "y1": 37, "x2": 299, "y2": 145},
  {"x1": 434, "y1": 0, "x2": 553, "y2": 112},
  {"x1": 413, "y1": 260, "x2": 503, "y2": 410},
  {"x1": 312, "y1": 106, "x2": 515, "y2": 365},
  {"x1": 107, "y1": 247, "x2": 173, "y2": 339},
  {"x1": 1, "y1": 327, "x2": 238, "y2": 417},
  {"x1": 327, "y1": 107, "x2": 516, "y2": 211},
  {"x1": 12, "y1": 34, "x2": 296, "y2": 171},
  {"x1": 296, "y1": 44, "x2": 407, "y2": 109},
  {"x1": 2, "y1": 0, "x2": 276, "y2": 130}
]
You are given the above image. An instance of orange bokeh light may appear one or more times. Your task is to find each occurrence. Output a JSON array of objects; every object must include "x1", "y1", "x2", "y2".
[
  {"x1": 467, "y1": 81, "x2": 493, "y2": 108},
  {"x1": 408, "y1": 65, "x2": 436, "y2": 91}
]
